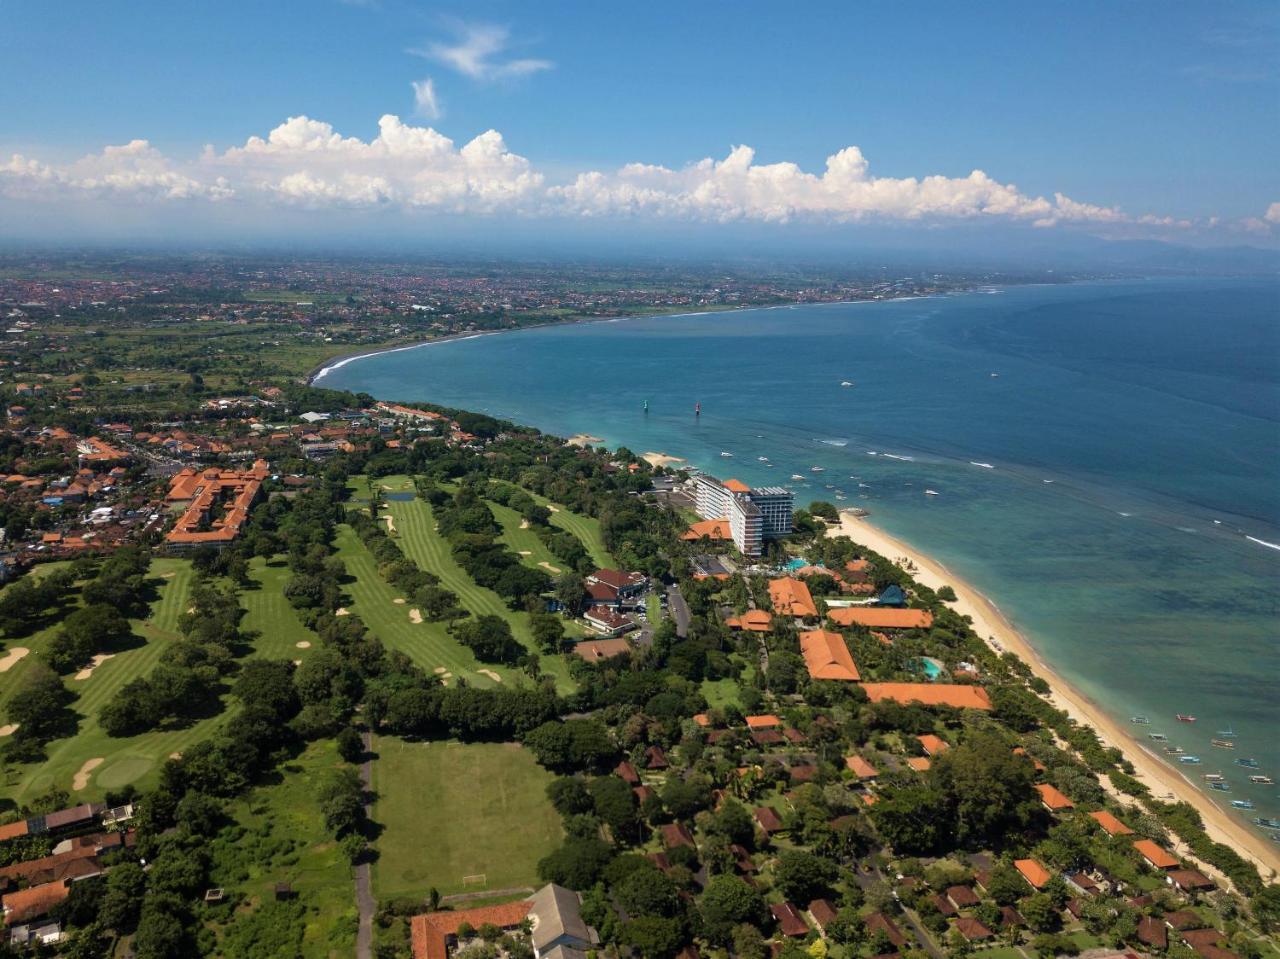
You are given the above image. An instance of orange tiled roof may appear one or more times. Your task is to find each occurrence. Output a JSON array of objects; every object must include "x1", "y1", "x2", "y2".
[
  {"x1": 828, "y1": 607, "x2": 933, "y2": 630},
  {"x1": 1014, "y1": 858, "x2": 1052, "y2": 889},
  {"x1": 681, "y1": 519, "x2": 733, "y2": 541},
  {"x1": 725, "y1": 609, "x2": 772, "y2": 632},
  {"x1": 1088, "y1": 810, "x2": 1134, "y2": 836},
  {"x1": 723, "y1": 478, "x2": 751, "y2": 493},
  {"x1": 799, "y1": 629, "x2": 860, "y2": 681},
  {"x1": 917, "y1": 734, "x2": 948, "y2": 756},
  {"x1": 906, "y1": 756, "x2": 932, "y2": 772},
  {"x1": 411, "y1": 900, "x2": 533, "y2": 959},
  {"x1": 1133, "y1": 838, "x2": 1179, "y2": 869},
  {"x1": 745, "y1": 714, "x2": 781, "y2": 729},
  {"x1": 2, "y1": 880, "x2": 69, "y2": 925},
  {"x1": 769, "y1": 577, "x2": 818, "y2": 617},
  {"x1": 861, "y1": 682, "x2": 992, "y2": 710},
  {"x1": 1035, "y1": 783, "x2": 1075, "y2": 811},
  {"x1": 845, "y1": 755, "x2": 878, "y2": 779}
]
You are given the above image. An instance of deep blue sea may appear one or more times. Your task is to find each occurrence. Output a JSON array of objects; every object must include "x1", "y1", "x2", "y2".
[{"x1": 320, "y1": 277, "x2": 1280, "y2": 836}]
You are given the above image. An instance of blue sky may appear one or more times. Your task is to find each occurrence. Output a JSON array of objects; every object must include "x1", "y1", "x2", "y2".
[{"x1": 1, "y1": 0, "x2": 1277, "y2": 245}]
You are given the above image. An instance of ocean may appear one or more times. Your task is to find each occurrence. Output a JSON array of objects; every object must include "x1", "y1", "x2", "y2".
[{"x1": 318, "y1": 276, "x2": 1280, "y2": 836}]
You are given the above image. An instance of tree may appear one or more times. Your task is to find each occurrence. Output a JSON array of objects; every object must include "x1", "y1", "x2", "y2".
[
  {"x1": 589, "y1": 775, "x2": 639, "y2": 841},
  {"x1": 621, "y1": 916, "x2": 685, "y2": 959},
  {"x1": 316, "y1": 767, "x2": 365, "y2": 837},
  {"x1": 452, "y1": 615, "x2": 524, "y2": 665},
  {"x1": 983, "y1": 862, "x2": 1028, "y2": 906},
  {"x1": 337, "y1": 726, "x2": 364, "y2": 763},
  {"x1": 133, "y1": 895, "x2": 190, "y2": 959},
  {"x1": 98, "y1": 861, "x2": 146, "y2": 932},
  {"x1": 46, "y1": 603, "x2": 132, "y2": 673},
  {"x1": 523, "y1": 720, "x2": 616, "y2": 772},
  {"x1": 530, "y1": 612, "x2": 566, "y2": 654},
  {"x1": 929, "y1": 734, "x2": 1038, "y2": 849},
  {"x1": 5, "y1": 666, "x2": 77, "y2": 753},
  {"x1": 775, "y1": 850, "x2": 839, "y2": 904},
  {"x1": 870, "y1": 783, "x2": 949, "y2": 855},
  {"x1": 708, "y1": 799, "x2": 756, "y2": 848},
  {"x1": 617, "y1": 865, "x2": 682, "y2": 917},
  {"x1": 547, "y1": 777, "x2": 594, "y2": 817},
  {"x1": 234, "y1": 660, "x2": 300, "y2": 721},
  {"x1": 537, "y1": 838, "x2": 614, "y2": 889},
  {"x1": 699, "y1": 875, "x2": 766, "y2": 944},
  {"x1": 554, "y1": 573, "x2": 586, "y2": 615},
  {"x1": 1020, "y1": 892, "x2": 1061, "y2": 933}
]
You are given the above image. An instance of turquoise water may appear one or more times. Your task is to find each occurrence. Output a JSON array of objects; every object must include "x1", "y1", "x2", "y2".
[
  {"x1": 783, "y1": 558, "x2": 812, "y2": 573},
  {"x1": 918, "y1": 657, "x2": 946, "y2": 681},
  {"x1": 320, "y1": 277, "x2": 1280, "y2": 836}
]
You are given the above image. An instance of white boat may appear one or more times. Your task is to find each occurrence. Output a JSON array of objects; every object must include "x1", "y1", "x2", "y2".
[
  {"x1": 970, "y1": 461, "x2": 994, "y2": 469},
  {"x1": 924, "y1": 489, "x2": 939, "y2": 496},
  {"x1": 757, "y1": 456, "x2": 769, "y2": 462},
  {"x1": 720, "y1": 451, "x2": 734, "y2": 458},
  {"x1": 841, "y1": 380, "x2": 854, "y2": 387},
  {"x1": 810, "y1": 466, "x2": 824, "y2": 472},
  {"x1": 1203, "y1": 773, "x2": 1225, "y2": 782},
  {"x1": 790, "y1": 474, "x2": 805, "y2": 481},
  {"x1": 1178, "y1": 755, "x2": 1201, "y2": 764},
  {"x1": 1249, "y1": 775, "x2": 1275, "y2": 785}
]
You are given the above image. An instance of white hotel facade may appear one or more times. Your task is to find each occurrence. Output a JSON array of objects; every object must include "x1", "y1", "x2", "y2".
[{"x1": 693, "y1": 474, "x2": 794, "y2": 557}]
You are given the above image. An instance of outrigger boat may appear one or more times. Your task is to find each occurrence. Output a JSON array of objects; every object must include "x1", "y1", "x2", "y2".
[
  {"x1": 1176, "y1": 714, "x2": 1196, "y2": 723},
  {"x1": 1165, "y1": 746, "x2": 1184, "y2": 755},
  {"x1": 1248, "y1": 775, "x2": 1275, "y2": 785},
  {"x1": 1149, "y1": 733, "x2": 1168, "y2": 742},
  {"x1": 1178, "y1": 755, "x2": 1201, "y2": 764},
  {"x1": 1211, "y1": 739, "x2": 1235, "y2": 749},
  {"x1": 1216, "y1": 726, "x2": 1235, "y2": 738},
  {"x1": 1203, "y1": 773, "x2": 1225, "y2": 782},
  {"x1": 1235, "y1": 758, "x2": 1261, "y2": 769},
  {"x1": 1253, "y1": 817, "x2": 1280, "y2": 829},
  {"x1": 1130, "y1": 716, "x2": 1150, "y2": 725},
  {"x1": 1209, "y1": 781, "x2": 1231, "y2": 792},
  {"x1": 1231, "y1": 800, "x2": 1255, "y2": 810}
]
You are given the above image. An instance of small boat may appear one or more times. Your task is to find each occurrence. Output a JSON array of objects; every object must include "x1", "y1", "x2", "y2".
[
  {"x1": 1165, "y1": 746, "x2": 1184, "y2": 754},
  {"x1": 790, "y1": 474, "x2": 805, "y2": 481},
  {"x1": 1253, "y1": 817, "x2": 1280, "y2": 829},
  {"x1": 1211, "y1": 739, "x2": 1235, "y2": 749},
  {"x1": 1178, "y1": 755, "x2": 1201, "y2": 764},
  {"x1": 1209, "y1": 781, "x2": 1231, "y2": 792},
  {"x1": 757, "y1": 456, "x2": 769, "y2": 462},
  {"x1": 1176, "y1": 714, "x2": 1196, "y2": 723},
  {"x1": 840, "y1": 381, "x2": 853, "y2": 387},
  {"x1": 835, "y1": 494, "x2": 846, "y2": 501},
  {"x1": 720, "y1": 451, "x2": 734, "y2": 458},
  {"x1": 1149, "y1": 733, "x2": 1168, "y2": 742},
  {"x1": 1235, "y1": 758, "x2": 1260, "y2": 769},
  {"x1": 1130, "y1": 716, "x2": 1151, "y2": 725},
  {"x1": 924, "y1": 489, "x2": 939, "y2": 496},
  {"x1": 970, "y1": 461, "x2": 994, "y2": 469},
  {"x1": 1217, "y1": 727, "x2": 1235, "y2": 738},
  {"x1": 1231, "y1": 800, "x2": 1255, "y2": 810},
  {"x1": 1203, "y1": 773, "x2": 1225, "y2": 782},
  {"x1": 810, "y1": 466, "x2": 825, "y2": 472},
  {"x1": 990, "y1": 372, "x2": 999, "y2": 377},
  {"x1": 1249, "y1": 775, "x2": 1275, "y2": 785}
]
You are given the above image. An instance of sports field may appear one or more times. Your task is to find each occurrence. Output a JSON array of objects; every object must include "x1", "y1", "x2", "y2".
[{"x1": 372, "y1": 738, "x2": 562, "y2": 898}]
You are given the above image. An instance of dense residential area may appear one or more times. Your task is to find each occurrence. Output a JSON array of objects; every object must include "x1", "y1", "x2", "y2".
[{"x1": 0, "y1": 258, "x2": 1275, "y2": 959}]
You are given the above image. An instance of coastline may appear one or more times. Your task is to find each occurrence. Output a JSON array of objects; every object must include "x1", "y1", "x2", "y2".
[
  {"x1": 829, "y1": 509, "x2": 1280, "y2": 878},
  {"x1": 305, "y1": 292, "x2": 946, "y2": 386}
]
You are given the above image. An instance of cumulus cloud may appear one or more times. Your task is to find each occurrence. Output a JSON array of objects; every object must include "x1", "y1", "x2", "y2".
[
  {"x1": 413, "y1": 21, "x2": 552, "y2": 82},
  {"x1": 1265, "y1": 201, "x2": 1280, "y2": 224},
  {"x1": 0, "y1": 113, "x2": 1232, "y2": 237},
  {"x1": 412, "y1": 77, "x2": 442, "y2": 120}
]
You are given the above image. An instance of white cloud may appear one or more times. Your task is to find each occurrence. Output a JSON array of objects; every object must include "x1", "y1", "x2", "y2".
[
  {"x1": 414, "y1": 22, "x2": 552, "y2": 82},
  {"x1": 1265, "y1": 201, "x2": 1280, "y2": 224},
  {"x1": 412, "y1": 77, "x2": 442, "y2": 120},
  {"x1": 0, "y1": 113, "x2": 1240, "y2": 238}
]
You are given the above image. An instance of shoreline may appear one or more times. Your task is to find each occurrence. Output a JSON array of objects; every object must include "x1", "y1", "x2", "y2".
[
  {"x1": 829, "y1": 509, "x2": 1280, "y2": 878},
  {"x1": 304, "y1": 292, "x2": 949, "y2": 386}
]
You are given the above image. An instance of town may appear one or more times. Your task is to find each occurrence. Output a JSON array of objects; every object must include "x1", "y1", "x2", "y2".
[{"x1": 0, "y1": 256, "x2": 1274, "y2": 959}]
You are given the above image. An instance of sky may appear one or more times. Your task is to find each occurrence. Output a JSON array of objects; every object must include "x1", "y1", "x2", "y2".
[{"x1": 1, "y1": 0, "x2": 1277, "y2": 249}]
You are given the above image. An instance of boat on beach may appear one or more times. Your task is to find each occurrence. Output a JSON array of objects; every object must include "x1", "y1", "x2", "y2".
[{"x1": 1165, "y1": 745, "x2": 1184, "y2": 754}]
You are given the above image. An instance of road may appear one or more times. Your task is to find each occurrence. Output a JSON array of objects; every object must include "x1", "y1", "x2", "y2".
[
  {"x1": 354, "y1": 730, "x2": 375, "y2": 959},
  {"x1": 665, "y1": 584, "x2": 690, "y2": 638}
]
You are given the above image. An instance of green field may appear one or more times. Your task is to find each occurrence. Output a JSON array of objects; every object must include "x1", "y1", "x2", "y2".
[
  {"x1": 488, "y1": 500, "x2": 565, "y2": 573},
  {"x1": 372, "y1": 738, "x2": 562, "y2": 898},
  {"x1": 523, "y1": 489, "x2": 616, "y2": 569},
  {"x1": 240, "y1": 557, "x2": 322, "y2": 662},
  {"x1": 207, "y1": 737, "x2": 357, "y2": 959},
  {"x1": 0, "y1": 558, "x2": 242, "y2": 803}
]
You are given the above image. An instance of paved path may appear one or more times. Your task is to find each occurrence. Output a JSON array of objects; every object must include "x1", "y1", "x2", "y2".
[
  {"x1": 666, "y1": 584, "x2": 690, "y2": 638},
  {"x1": 354, "y1": 730, "x2": 375, "y2": 959}
]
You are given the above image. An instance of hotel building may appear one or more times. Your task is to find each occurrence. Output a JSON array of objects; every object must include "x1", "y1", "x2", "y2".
[{"x1": 692, "y1": 474, "x2": 793, "y2": 557}]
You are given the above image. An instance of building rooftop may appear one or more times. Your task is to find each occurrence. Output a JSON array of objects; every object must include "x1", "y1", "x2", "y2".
[
  {"x1": 860, "y1": 682, "x2": 992, "y2": 710},
  {"x1": 799, "y1": 629, "x2": 860, "y2": 681}
]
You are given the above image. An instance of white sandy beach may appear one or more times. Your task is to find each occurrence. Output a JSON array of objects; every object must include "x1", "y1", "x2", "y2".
[
  {"x1": 567, "y1": 433, "x2": 604, "y2": 448},
  {"x1": 642, "y1": 451, "x2": 687, "y2": 468},
  {"x1": 830, "y1": 509, "x2": 1280, "y2": 878}
]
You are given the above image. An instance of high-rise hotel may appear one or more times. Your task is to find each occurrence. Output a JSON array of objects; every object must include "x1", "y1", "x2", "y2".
[{"x1": 693, "y1": 474, "x2": 794, "y2": 557}]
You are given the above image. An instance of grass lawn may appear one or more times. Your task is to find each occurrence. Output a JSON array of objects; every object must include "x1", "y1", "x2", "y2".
[
  {"x1": 488, "y1": 500, "x2": 563, "y2": 572},
  {"x1": 379, "y1": 493, "x2": 575, "y2": 691},
  {"x1": 0, "y1": 558, "x2": 240, "y2": 804},
  {"x1": 372, "y1": 738, "x2": 562, "y2": 899},
  {"x1": 520, "y1": 488, "x2": 616, "y2": 569},
  {"x1": 206, "y1": 737, "x2": 357, "y2": 959},
  {"x1": 240, "y1": 557, "x2": 322, "y2": 662}
]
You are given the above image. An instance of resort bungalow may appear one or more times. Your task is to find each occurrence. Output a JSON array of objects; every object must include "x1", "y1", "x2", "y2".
[
  {"x1": 1168, "y1": 869, "x2": 1215, "y2": 894},
  {"x1": 845, "y1": 755, "x2": 878, "y2": 780},
  {"x1": 1089, "y1": 810, "x2": 1135, "y2": 837},
  {"x1": 808, "y1": 899, "x2": 839, "y2": 936},
  {"x1": 1035, "y1": 783, "x2": 1075, "y2": 812},
  {"x1": 768, "y1": 577, "x2": 818, "y2": 618},
  {"x1": 799, "y1": 629, "x2": 861, "y2": 681},
  {"x1": 528, "y1": 881, "x2": 600, "y2": 959},
  {"x1": 860, "y1": 682, "x2": 992, "y2": 711},
  {"x1": 771, "y1": 903, "x2": 809, "y2": 938},
  {"x1": 659, "y1": 823, "x2": 695, "y2": 850},
  {"x1": 1015, "y1": 858, "x2": 1053, "y2": 891},
  {"x1": 828, "y1": 607, "x2": 933, "y2": 630},
  {"x1": 583, "y1": 606, "x2": 636, "y2": 637},
  {"x1": 745, "y1": 714, "x2": 782, "y2": 730},
  {"x1": 1133, "y1": 839, "x2": 1180, "y2": 871},
  {"x1": 754, "y1": 806, "x2": 785, "y2": 835},
  {"x1": 917, "y1": 734, "x2": 949, "y2": 756},
  {"x1": 1, "y1": 882, "x2": 70, "y2": 928},
  {"x1": 953, "y1": 918, "x2": 994, "y2": 943},
  {"x1": 725, "y1": 609, "x2": 772, "y2": 633}
]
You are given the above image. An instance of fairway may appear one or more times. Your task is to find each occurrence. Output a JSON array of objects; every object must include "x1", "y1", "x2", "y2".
[
  {"x1": 372, "y1": 738, "x2": 562, "y2": 898},
  {"x1": 521, "y1": 488, "x2": 616, "y2": 569}
]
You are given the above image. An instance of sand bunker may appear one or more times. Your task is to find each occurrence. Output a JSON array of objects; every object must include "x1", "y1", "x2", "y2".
[
  {"x1": 433, "y1": 666, "x2": 447, "y2": 674},
  {"x1": 160, "y1": 571, "x2": 176, "y2": 578},
  {"x1": 477, "y1": 669, "x2": 503, "y2": 683},
  {"x1": 293, "y1": 659, "x2": 302, "y2": 666},
  {"x1": 0, "y1": 648, "x2": 30, "y2": 673},
  {"x1": 295, "y1": 641, "x2": 311, "y2": 649},
  {"x1": 518, "y1": 550, "x2": 532, "y2": 556},
  {"x1": 335, "y1": 607, "x2": 350, "y2": 616},
  {"x1": 74, "y1": 653, "x2": 115, "y2": 681},
  {"x1": 409, "y1": 608, "x2": 422, "y2": 624},
  {"x1": 538, "y1": 561, "x2": 562, "y2": 574},
  {"x1": 0, "y1": 724, "x2": 19, "y2": 737},
  {"x1": 519, "y1": 519, "x2": 530, "y2": 529},
  {"x1": 383, "y1": 514, "x2": 397, "y2": 533},
  {"x1": 169, "y1": 752, "x2": 182, "y2": 760},
  {"x1": 393, "y1": 597, "x2": 406, "y2": 605},
  {"x1": 548, "y1": 505, "x2": 561, "y2": 513},
  {"x1": 73, "y1": 758, "x2": 104, "y2": 791}
]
